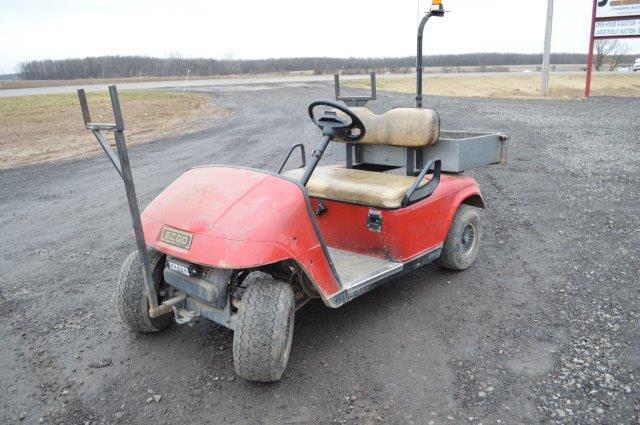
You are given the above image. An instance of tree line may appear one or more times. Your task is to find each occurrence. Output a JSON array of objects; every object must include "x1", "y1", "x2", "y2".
[{"x1": 16, "y1": 53, "x2": 623, "y2": 80}]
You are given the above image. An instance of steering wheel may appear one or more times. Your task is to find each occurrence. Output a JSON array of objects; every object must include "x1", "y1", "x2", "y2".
[{"x1": 308, "y1": 100, "x2": 366, "y2": 142}]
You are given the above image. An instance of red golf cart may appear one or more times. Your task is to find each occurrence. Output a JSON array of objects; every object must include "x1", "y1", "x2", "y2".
[{"x1": 78, "y1": 1, "x2": 507, "y2": 382}]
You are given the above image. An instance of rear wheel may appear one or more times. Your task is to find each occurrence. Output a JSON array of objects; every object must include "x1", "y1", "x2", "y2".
[
  {"x1": 116, "y1": 249, "x2": 172, "y2": 333},
  {"x1": 438, "y1": 205, "x2": 481, "y2": 271},
  {"x1": 233, "y1": 276, "x2": 295, "y2": 382}
]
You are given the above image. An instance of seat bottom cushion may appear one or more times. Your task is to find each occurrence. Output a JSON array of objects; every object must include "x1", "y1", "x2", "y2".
[{"x1": 284, "y1": 165, "x2": 429, "y2": 209}]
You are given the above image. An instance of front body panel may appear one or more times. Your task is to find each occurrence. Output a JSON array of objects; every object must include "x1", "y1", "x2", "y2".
[{"x1": 140, "y1": 166, "x2": 341, "y2": 298}]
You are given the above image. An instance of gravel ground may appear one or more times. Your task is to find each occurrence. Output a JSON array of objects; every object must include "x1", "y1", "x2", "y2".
[{"x1": 0, "y1": 83, "x2": 638, "y2": 424}]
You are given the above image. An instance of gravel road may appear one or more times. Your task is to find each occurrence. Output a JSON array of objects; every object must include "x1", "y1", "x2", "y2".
[{"x1": 0, "y1": 82, "x2": 638, "y2": 424}]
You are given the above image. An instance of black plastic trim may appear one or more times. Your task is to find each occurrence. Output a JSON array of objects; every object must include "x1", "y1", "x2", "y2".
[{"x1": 401, "y1": 159, "x2": 441, "y2": 207}]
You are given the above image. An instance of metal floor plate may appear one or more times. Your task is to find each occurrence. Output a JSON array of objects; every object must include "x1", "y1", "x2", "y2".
[{"x1": 327, "y1": 247, "x2": 403, "y2": 294}]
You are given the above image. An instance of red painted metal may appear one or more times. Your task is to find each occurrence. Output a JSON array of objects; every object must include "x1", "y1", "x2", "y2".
[
  {"x1": 311, "y1": 174, "x2": 482, "y2": 261},
  {"x1": 585, "y1": 2, "x2": 640, "y2": 96},
  {"x1": 140, "y1": 166, "x2": 341, "y2": 297},
  {"x1": 140, "y1": 166, "x2": 481, "y2": 301},
  {"x1": 586, "y1": 0, "x2": 597, "y2": 98},
  {"x1": 594, "y1": 14, "x2": 640, "y2": 22}
]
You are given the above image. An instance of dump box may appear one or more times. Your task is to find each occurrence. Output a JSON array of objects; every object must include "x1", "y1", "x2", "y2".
[
  {"x1": 423, "y1": 131, "x2": 508, "y2": 173},
  {"x1": 330, "y1": 131, "x2": 508, "y2": 173}
]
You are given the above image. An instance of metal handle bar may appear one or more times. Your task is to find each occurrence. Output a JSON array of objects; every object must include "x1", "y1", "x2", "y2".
[
  {"x1": 401, "y1": 159, "x2": 441, "y2": 207},
  {"x1": 275, "y1": 143, "x2": 307, "y2": 173}
]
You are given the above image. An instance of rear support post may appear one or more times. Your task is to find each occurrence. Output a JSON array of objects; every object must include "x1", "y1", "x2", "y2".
[
  {"x1": 416, "y1": 2, "x2": 445, "y2": 108},
  {"x1": 77, "y1": 85, "x2": 160, "y2": 312}
]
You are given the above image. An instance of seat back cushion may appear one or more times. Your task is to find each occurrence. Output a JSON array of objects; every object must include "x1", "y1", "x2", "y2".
[{"x1": 346, "y1": 107, "x2": 440, "y2": 147}]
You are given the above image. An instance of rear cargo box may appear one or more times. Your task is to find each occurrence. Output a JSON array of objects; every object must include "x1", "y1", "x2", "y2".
[
  {"x1": 329, "y1": 131, "x2": 508, "y2": 173},
  {"x1": 422, "y1": 131, "x2": 508, "y2": 173}
]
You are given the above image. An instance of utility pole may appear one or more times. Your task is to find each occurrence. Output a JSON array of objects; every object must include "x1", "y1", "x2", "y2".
[{"x1": 540, "y1": 0, "x2": 554, "y2": 97}]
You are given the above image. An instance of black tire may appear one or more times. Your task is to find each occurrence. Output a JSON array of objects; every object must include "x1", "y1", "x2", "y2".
[
  {"x1": 116, "y1": 249, "x2": 172, "y2": 333},
  {"x1": 438, "y1": 204, "x2": 481, "y2": 271},
  {"x1": 233, "y1": 276, "x2": 295, "y2": 382}
]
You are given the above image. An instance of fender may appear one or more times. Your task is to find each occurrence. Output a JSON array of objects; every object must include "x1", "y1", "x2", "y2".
[{"x1": 436, "y1": 178, "x2": 484, "y2": 246}]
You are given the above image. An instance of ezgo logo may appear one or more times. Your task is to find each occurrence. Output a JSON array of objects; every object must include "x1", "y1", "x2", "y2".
[{"x1": 598, "y1": 0, "x2": 607, "y2": 6}]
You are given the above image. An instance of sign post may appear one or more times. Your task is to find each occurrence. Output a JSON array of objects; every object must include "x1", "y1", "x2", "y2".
[{"x1": 585, "y1": 0, "x2": 640, "y2": 97}]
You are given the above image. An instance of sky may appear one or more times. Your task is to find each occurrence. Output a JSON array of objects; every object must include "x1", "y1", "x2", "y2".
[{"x1": 1, "y1": 0, "x2": 639, "y2": 75}]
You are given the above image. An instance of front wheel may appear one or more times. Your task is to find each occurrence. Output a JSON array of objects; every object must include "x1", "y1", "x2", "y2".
[
  {"x1": 115, "y1": 249, "x2": 172, "y2": 333},
  {"x1": 233, "y1": 276, "x2": 295, "y2": 382},
  {"x1": 438, "y1": 204, "x2": 481, "y2": 271}
]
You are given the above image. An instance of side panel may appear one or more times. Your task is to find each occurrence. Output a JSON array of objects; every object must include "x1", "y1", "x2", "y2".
[{"x1": 311, "y1": 174, "x2": 482, "y2": 262}]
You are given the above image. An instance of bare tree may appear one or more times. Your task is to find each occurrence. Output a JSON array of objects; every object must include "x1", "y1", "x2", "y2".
[
  {"x1": 608, "y1": 41, "x2": 630, "y2": 71},
  {"x1": 19, "y1": 52, "x2": 626, "y2": 80},
  {"x1": 595, "y1": 39, "x2": 630, "y2": 71},
  {"x1": 595, "y1": 40, "x2": 612, "y2": 71}
]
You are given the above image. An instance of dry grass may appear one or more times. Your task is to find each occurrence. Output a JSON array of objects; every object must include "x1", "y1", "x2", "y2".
[
  {"x1": 0, "y1": 71, "x2": 318, "y2": 90},
  {"x1": 349, "y1": 73, "x2": 640, "y2": 99},
  {"x1": 0, "y1": 91, "x2": 228, "y2": 169}
]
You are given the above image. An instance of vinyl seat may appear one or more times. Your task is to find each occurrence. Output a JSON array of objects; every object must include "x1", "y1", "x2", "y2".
[
  {"x1": 284, "y1": 165, "x2": 430, "y2": 209},
  {"x1": 284, "y1": 107, "x2": 439, "y2": 209}
]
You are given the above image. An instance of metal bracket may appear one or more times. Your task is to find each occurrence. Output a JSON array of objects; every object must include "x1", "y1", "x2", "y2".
[
  {"x1": 334, "y1": 72, "x2": 377, "y2": 107},
  {"x1": 171, "y1": 305, "x2": 200, "y2": 325},
  {"x1": 498, "y1": 133, "x2": 509, "y2": 166},
  {"x1": 77, "y1": 86, "x2": 160, "y2": 311}
]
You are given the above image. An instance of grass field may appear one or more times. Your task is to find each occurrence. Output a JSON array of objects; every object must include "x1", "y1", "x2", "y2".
[
  {"x1": 349, "y1": 72, "x2": 640, "y2": 98},
  {"x1": 0, "y1": 71, "x2": 317, "y2": 90},
  {"x1": 0, "y1": 91, "x2": 227, "y2": 169}
]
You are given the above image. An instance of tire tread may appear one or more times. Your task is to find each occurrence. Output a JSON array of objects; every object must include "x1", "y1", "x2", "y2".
[
  {"x1": 116, "y1": 250, "x2": 170, "y2": 333},
  {"x1": 233, "y1": 277, "x2": 294, "y2": 382}
]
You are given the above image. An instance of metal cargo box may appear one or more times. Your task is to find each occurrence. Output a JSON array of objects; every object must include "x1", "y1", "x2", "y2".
[{"x1": 421, "y1": 131, "x2": 508, "y2": 173}]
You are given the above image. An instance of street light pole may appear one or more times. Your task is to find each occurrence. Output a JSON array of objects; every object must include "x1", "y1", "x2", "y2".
[{"x1": 541, "y1": 0, "x2": 554, "y2": 97}]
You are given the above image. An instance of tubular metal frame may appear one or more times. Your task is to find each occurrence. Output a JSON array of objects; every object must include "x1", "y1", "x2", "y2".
[
  {"x1": 334, "y1": 72, "x2": 377, "y2": 107},
  {"x1": 416, "y1": 4, "x2": 445, "y2": 108},
  {"x1": 77, "y1": 86, "x2": 160, "y2": 314}
]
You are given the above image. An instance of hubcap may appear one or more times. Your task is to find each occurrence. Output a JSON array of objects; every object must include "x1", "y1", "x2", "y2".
[{"x1": 461, "y1": 224, "x2": 476, "y2": 255}]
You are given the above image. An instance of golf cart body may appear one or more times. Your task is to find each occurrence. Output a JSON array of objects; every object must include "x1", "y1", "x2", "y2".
[{"x1": 140, "y1": 161, "x2": 484, "y2": 309}]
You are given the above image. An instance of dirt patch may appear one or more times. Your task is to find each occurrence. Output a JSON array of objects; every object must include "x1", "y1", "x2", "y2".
[
  {"x1": 349, "y1": 73, "x2": 640, "y2": 99},
  {"x1": 0, "y1": 90, "x2": 228, "y2": 169}
]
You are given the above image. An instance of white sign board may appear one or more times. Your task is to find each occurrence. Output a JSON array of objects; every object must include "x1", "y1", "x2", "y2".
[
  {"x1": 595, "y1": 18, "x2": 640, "y2": 36},
  {"x1": 597, "y1": 0, "x2": 640, "y2": 18}
]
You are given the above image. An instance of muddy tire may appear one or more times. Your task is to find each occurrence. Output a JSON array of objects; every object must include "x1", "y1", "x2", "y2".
[
  {"x1": 116, "y1": 249, "x2": 172, "y2": 333},
  {"x1": 233, "y1": 277, "x2": 295, "y2": 382},
  {"x1": 438, "y1": 205, "x2": 481, "y2": 271}
]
